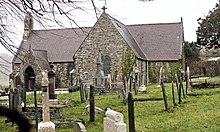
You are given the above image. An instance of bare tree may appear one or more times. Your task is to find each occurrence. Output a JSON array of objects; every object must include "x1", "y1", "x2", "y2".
[
  {"x1": 0, "y1": 0, "x2": 106, "y2": 75},
  {"x1": 0, "y1": 0, "x2": 154, "y2": 76}
]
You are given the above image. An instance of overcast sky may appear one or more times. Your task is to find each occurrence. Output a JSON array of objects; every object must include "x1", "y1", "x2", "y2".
[{"x1": 0, "y1": 0, "x2": 218, "y2": 54}]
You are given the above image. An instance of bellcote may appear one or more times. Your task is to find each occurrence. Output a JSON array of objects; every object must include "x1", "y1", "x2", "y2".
[{"x1": 23, "y1": 12, "x2": 33, "y2": 41}]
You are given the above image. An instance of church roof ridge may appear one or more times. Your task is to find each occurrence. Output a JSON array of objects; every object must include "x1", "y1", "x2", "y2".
[
  {"x1": 32, "y1": 26, "x2": 91, "y2": 32},
  {"x1": 127, "y1": 22, "x2": 182, "y2": 27}
]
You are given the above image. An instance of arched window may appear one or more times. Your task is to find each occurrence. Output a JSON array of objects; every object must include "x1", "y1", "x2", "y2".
[{"x1": 101, "y1": 55, "x2": 111, "y2": 76}]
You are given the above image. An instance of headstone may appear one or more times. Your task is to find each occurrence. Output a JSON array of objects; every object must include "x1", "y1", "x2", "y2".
[
  {"x1": 9, "y1": 79, "x2": 14, "y2": 110},
  {"x1": 129, "y1": 75, "x2": 132, "y2": 92},
  {"x1": 13, "y1": 88, "x2": 20, "y2": 110},
  {"x1": 84, "y1": 84, "x2": 89, "y2": 100},
  {"x1": 122, "y1": 77, "x2": 128, "y2": 104},
  {"x1": 134, "y1": 74, "x2": 137, "y2": 95},
  {"x1": 74, "y1": 122, "x2": 87, "y2": 132},
  {"x1": 124, "y1": 76, "x2": 128, "y2": 94},
  {"x1": 107, "y1": 74, "x2": 111, "y2": 89},
  {"x1": 9, "y1": 89, "x2": 13, "y2": 110},
  {"x1": 186, "y1": 66, "x2": 190, "y2": 94},
  {"x1": 159, "y1": 66, "x2": 163, "y2": 84},
  {"x1": 139, "y1": 85, "x2": 146, "y2": 92},
  {"x1": 48, "y1": 70, "x2": 56, "y2": 99},
  {"x1": 95, "y1": 51, "x2": 105, "y2": 88},
  {"x1": 104, "y1": 108, "x2": 126, "y2": 132},
  {"x1": 79, "y1": 78, "x2": 85, "y2": 102},
  {"x1": 38, "y1": 70, "x2": 55, "y2": 132},
  {"x1": 122, "y1": 89, "x2": 126, "y2": 104},
  {"x1": 8, "y1": 80, "x2": 21, "y2": 111}
]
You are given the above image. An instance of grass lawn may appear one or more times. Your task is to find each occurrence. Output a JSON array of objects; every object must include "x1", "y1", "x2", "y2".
[{"x1": 1, "y1": 82, "x2": 220, "y2": 131}]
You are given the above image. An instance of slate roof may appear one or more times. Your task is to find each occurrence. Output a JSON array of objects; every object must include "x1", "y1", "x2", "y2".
[
  {"x1": 127, "y1": 22, "x2": 183, "y2": 61},
  {"x1": 107, "y1": 14, "x2": 146, "y2": 60},
  {"x1": 13, "y1": 27, "x2": 91, "y2": 63},
  {"x1": 32, "y1": 49, "x2": 50, "y2": 70},
  {"x1": 13, "y1": 13, "x2": 183, "y2": 63}
]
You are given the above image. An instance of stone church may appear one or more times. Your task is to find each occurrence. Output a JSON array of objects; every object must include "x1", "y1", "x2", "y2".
[{"x1": 11, "y1": 10, "x2": 184, "y2": 90}]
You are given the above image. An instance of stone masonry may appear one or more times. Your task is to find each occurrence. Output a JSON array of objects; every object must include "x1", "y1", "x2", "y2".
[{"x1": 73, "y1": 12, "x2": 136, "y2": 86}]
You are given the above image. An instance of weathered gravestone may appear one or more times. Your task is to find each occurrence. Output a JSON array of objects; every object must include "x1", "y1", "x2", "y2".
[
  {"x1": 139, "y1": 85, "x2": 146, "y2": 92},
  {"x1": 122, "y1": 77, "x2": 128, "y2": 104},
  {"x1": 73, "y1": 122, "x2": 87, "y2": 132},
  {"x1": 186, "y1": 66, "x2": 190, "y2": 94},
  {"x1": 79, "y1": 77, "x2": 85, "y2": 102},
  {"x1": 9, "y1": 79, "x2": 21, "y2": 111},
  {"x1": 38, "y1": 70, "x2": 55, "y2": 132},
  {"x1": 48, "y1": 70, "x2": 56, "y2": 99},
  {"x1": 95, "y1": 51, "x2": 105, "y2": 89},
  {"x1": 84, "y1": 84, "x2": 89, "y2": 100},
  {"x1": 103, "y1": 108, "x2": 126, "y2": 132}
]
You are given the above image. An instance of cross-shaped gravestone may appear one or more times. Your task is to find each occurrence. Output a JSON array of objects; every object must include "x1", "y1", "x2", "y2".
[
  {"x1": 95, "y1": 51, "x2": 105, "y2": 88},
  {"x1": 38, "y1": 70, "x2": 55, "y2": 132}
]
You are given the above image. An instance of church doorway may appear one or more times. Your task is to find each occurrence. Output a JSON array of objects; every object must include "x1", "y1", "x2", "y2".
[{"x1": 24, "y1": 66, "x2": 35, "y2": 91}]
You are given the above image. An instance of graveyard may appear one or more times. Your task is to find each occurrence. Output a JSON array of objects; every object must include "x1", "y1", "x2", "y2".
[{"x1": 1, "y1": 77, "x2": 220, "y2": 131}]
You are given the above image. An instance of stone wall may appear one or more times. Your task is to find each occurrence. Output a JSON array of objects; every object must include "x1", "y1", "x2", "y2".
[
  {"x1": 12, "y1": 55, "x2": 73, "y2": 89},
  {"x1": 53, "y1": 62, "x2": 73, "y2": 88},
  {"x1": 73, "y1": 13, "x2": 133, "y2": 87},
  {"x1": 12, "y1": 51, "x2": 43, "y2": 90}
]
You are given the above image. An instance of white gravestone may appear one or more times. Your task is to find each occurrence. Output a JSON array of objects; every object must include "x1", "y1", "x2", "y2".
[{"x1": 103, "y1": 109, "x2": 126, "y2": 132}]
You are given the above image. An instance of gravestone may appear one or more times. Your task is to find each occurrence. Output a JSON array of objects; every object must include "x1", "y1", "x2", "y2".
[
  {"x1": 103, "y1": 108, "x2": 126, "y2": 132},
  {"x1": 38, "y1": 70, "x2": 55, "y2": 132},
  {"x1": 95, "y1": 51, "x2": 105, "y2": 88},
  {"x1": 186, "y1": 66, "x2": 190, "y2": 94},
  {"x1": 139, "y1": 70, "x2": 146, "y2": 92},
  {"x1": 122, "y1": 77, "x2": 128, "y2": 104},
  {"x1": 48, "y1": 70, "x2": 56, "y2": 99},
  {"x1": 139, "y1": 85, "x2": 146, "y2": 92},
  {"x1": 157, "y1": 67, "x2": 163, "y2": 88},
  {"x1": 79, "y1": 78, "x2": 85, "y2": 102},
  {"x1": 9, "y1": 80, "x2": 21, "y2": 111},
  {"x1": 84, "y1": 84, "x2": 89, "y2": 100},
  {"x1": 74, "y1": 122, "x2": 87, "y2": 132}
]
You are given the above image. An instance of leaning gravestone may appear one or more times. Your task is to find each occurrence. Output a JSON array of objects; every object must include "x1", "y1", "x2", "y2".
[
  {"x1": 74, "y1": 122, "x2": 87, "y2": 132},
  {"x1": 103, "y1": 108, "x2": 126, "y2": 132}
]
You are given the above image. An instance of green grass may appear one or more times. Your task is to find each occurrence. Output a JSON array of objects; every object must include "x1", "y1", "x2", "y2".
[{"x1": 1, "y1": 82, "x2": 220, "y2": 131}]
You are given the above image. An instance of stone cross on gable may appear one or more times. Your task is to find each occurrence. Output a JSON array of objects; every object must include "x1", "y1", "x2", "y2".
[{"x1": 102, "y1": 6, "x2": 107, "y2": 12}]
